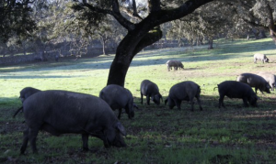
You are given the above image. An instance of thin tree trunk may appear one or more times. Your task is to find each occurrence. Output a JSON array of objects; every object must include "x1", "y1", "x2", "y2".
[
  {"x1": 208, "y1": 39, "x2": 213, "y2": 49},
  {"x1": 102, "y1": 38, "x2": 106, "y2": 55},
  {"x1": 270, "y1": 29, "x2": 276, "y2": 45},
  {"x1": 23, "y1": 42, "x2": 26, "y2": 55},
  {"x1": 247, "y1": 34, "x2": 250, "y2": 40}
]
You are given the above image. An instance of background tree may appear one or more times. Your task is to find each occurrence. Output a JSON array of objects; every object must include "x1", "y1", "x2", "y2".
[
  {"x1": 0, "y1": 0, "x2": 36, "y2": 57},
  {"x1": 48, "y1": 0, "x2": 92, "y2": 58},
  {"x1": 167, "y1": 1, "x2": 241, "y2": 49},
  {"x1": 94, "y1": 16, "x2": 127, "y2": 55},
  {"x1": 0, "y1": 0, "x2": 36, "y2": 43},
  {"x1": 231, "y1": 0, "x2": 276, "y2": 43},
  {"x1": 249, "y1": 0, "x2": 276, "y2": 43}
]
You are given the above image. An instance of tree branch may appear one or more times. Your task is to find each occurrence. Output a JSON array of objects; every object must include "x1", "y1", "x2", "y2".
[
  {"x1": 133, "y1": 26, "x2": 162, "y2": 55},
  {"x1": 148, "y1": 0, "x2": 214, "y2": 26},
  {"x1": 74, "y1": 0, "x2": 135, "y2": 30},
  {"x1": 119, "y1": 7, "x2": 143, "y2": 20},
  {"x1": 148, "y1": 0, "x2": 161, "y2": 12},
  {"x1": 112, "y1": 0, "x2": 135, "y2": 30},
  {"x1": 80, "y1": 0, "x2": 112, "y2": 15},
  {"x1": 132, "y1": 0, "x2": 143, "y2": 19}
]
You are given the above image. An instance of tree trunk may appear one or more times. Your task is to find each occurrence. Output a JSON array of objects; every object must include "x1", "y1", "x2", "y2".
[
  {"x1": 101, "y1": 37, "x2": 106, "y2": 55},
  {"x1": 208, "y1": 39, "x2": 213, "y2": 49},
  {"x1": 247, "y1": 34, "x2": 250, "y2": 40},
  {"x1": 107, "y1": 53, "x2": 132, "y2": 86},
  {"x1": 270, "y1": 29, "x2": 276, "y2": 45},
  {"x1": 23, "y1": 42, "x2": 27, "y2": 55},
  {"x1": 103, "y1": 40, "x2": 108, "y2": 55},
  {"x1": 38, "y1": 50, "x2": 47, "y2": 61}
]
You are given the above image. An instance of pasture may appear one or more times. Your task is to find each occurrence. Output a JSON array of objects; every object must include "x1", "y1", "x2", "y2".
[{"x1": 1, "y1": 38, "x2": 276, "y2": 163}]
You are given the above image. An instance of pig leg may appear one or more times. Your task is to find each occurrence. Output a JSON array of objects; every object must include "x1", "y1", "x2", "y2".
[
  {"x1": 219, "y1": 95, "x2": 226, "y2": 108},
  {"x1": 195, "y1": 96, "x2": 203, "y2": 111},
  {"x1": 126, "y1": 103, "x2": 134, "y2": 119},
  {"x1": 270, "y1": 83, "x2": 274, "y2": 91},
  {"x1": 146, "y1": 96, "x2": 150, "y2": 105},
  {"x1": 175, "y1": 100, "x2": 181, "y2": 110},
  {"x1": 242, "y1": 98, "x2": 249, "y2": 107},
  {"x1": 30, "y1": 129, "x2": 39, "y2": 153},
  {"x1": 20, "y1": 128, "x2": 30, "y2": 154},
  {"x1": 190, "y1": 101, "x2": 194, "y2": 111},
  {"x1": 188, "y1": 96, "x2": 195, "y2": 111},
  {"x1": 82, "y1": 133, "x2": 89, "y2": 151},
  {"x1": 140, "y1": 92, "x2": 143, "y2": 104}
]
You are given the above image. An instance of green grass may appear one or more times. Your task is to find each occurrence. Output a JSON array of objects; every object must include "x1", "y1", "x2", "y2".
[{"x1": 1, "y1": 38, "x2": 276, "y2": 163}]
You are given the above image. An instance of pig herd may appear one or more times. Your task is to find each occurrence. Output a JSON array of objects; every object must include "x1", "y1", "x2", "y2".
[{"x1": 14, "y1": 54, "x2": 274, "y2": 154}]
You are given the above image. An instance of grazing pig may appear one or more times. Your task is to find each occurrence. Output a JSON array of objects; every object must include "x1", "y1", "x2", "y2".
[
  {"x1": 140, "y1": 79, "x2": 163, "y2": 105},
  {"x1": 257, "y1": 72, "x2": 276, "y2": 91},
  {"x1": 13, "y1": 87, "x2": 41, "y2": 118},
  {"x1": 20, "y1": 90, "x2": 126, "y2": 154},
  {"x1": 99, "y1": 84, "x2": 135, "y2": 119},
  {"x1": 166, "y1": 60, "x2": 184, "y2": 71},
  {"x1": 237, "y1": 73, "x2": 271, "y2": 94},
  {"x1": 165, "y1": 81, "x2": 203, "y2": 111},
  {"x1": 254, "y1": 53, "x2": 269, "y2": 63},
  {"x1": 217, "y1": 81, "x2": 258, "y2": 108}
]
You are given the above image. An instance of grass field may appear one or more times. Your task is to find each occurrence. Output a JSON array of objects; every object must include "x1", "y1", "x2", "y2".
[{"x1": 1, "y1": 38, "x2": 276, "y2": 163}]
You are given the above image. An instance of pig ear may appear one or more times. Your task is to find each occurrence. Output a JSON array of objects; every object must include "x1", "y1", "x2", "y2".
[{"x1": 116, "y1": 122, "x2": 126, "y2": 136}]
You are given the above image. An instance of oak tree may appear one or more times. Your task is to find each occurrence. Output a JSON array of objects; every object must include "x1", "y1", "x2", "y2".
[{"x1": 72, "y1": 0, "x2": 214, "y2": 86}]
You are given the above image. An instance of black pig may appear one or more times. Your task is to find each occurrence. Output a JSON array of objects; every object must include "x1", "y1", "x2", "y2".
[
  {"x1": 20, "y1": 90, "x2": 126, "y2": 154},
  {"x1": 140, "y1": 79, "x2": 163, "y2": 105},
  {"x1": 217, "y1": 81, "x2": 258, "y2": 108},
  {"x1": 165, "y1": 81, "x2": 203, "y2": 111}
]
